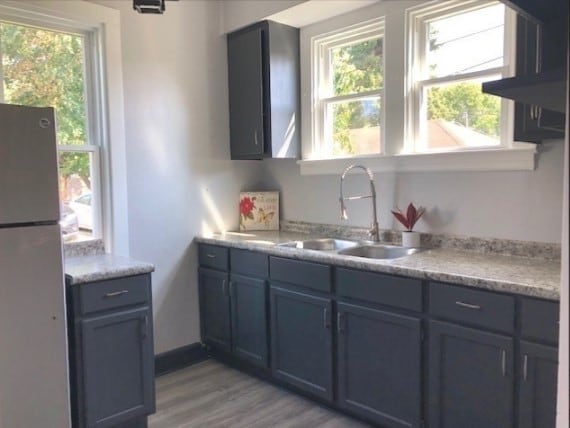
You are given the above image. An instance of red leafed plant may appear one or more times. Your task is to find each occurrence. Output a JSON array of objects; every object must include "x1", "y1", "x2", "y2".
[{"x1": 391, "y1": 203, "x2": 425, "y2": 232}]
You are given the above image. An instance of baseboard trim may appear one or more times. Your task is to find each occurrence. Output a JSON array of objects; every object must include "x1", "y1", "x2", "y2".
[{"x1": 155, "y1": 342, "x2": 209, "y2": 377}]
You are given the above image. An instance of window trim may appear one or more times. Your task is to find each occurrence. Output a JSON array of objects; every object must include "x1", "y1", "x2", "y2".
[{"x1": 310, "y1": 17, "x2": 385, "y2": 160}]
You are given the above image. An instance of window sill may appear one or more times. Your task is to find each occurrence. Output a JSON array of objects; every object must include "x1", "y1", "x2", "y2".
[{"x1": 297, "y1": 147, "x2": 537, "y2": 176}]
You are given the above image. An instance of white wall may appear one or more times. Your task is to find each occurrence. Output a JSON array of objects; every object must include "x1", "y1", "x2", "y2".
[
  {"x1": 260, "y1": 140, "x2": 564, "y2": 242},
  {"x1": 95, "y1": 0, "x2": 262, "y2": 353}
]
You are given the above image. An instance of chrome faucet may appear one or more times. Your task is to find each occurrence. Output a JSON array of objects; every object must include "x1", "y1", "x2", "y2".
[{"x1": 339, "y1": 164, "x2": 380, "y2": 242}]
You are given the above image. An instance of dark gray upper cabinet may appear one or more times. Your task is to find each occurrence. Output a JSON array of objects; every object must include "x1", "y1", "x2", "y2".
[
  {"x1": 227, "y1": 20, "x2": 300, "y2": 160},
  {"x1": 270, "y1": 285, "x2": 333, "y2": 401},
  {"x1": 518, "y1": 341, "x2": 558, "y2": 428},
  {"x1": 483, "y1": 9, "x2": 568, "y2": 127},
  {"x1": 198, "y1": 267, "x2": 231, "y2": 352},
  {"x1": 337, "y1": 302, "x2": 421, "y2": 428},
  {"x1": 67, "y1": 274, "x2": 155, "y2": 428},
  {"x1": 428, "y1": 320, "x2": 514, "y2": 428}
]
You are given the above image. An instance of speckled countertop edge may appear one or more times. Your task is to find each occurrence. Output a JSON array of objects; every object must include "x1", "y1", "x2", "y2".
[
  {"x1": 196, "y1": 231, "x2": 561, "y2": 301},
  {"x1": 65, "y1": 253, "x2": 155, "y2": 286}
]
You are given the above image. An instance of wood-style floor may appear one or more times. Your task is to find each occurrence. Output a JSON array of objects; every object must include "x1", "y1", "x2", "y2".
[{"x1": 148, "y1": 360, "x2": 371, "y2": 428}]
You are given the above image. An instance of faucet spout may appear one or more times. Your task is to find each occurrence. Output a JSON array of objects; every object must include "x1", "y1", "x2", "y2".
[{"x1": 339, "y1": 164, "x2": 380, "y2": 242}]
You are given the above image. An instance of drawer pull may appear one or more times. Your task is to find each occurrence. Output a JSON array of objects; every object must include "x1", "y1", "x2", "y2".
[
  {"x1": 523, "y1": 354, "x2": 528, "y2": 381},
  {"x1": 105, "y1": 290, "x2": 129, "y2": 298},
  {"x1": 455, "y1": 301, "x2": 481, "y2": 310},
  {"x1": 206, "y1": 253, "x2": 217, "y2": 259}
]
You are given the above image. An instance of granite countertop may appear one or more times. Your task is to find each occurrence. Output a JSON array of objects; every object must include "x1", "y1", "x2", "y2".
[
  {"x1": 65, "y1": 253, "x2": 155, "y2": 286},
  {"x1": 196, "y1": 231, "x2": 561, "y2": 301}
]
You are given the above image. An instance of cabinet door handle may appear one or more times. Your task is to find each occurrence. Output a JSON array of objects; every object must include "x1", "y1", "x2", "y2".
[
  {"x1": 337, "y1": 312, "x2": 344, "y2": 333},
  {"x1": 523, "y1": 354, "x2": 528, "y2": 381},
  {"x1": 254, "y1": 129, "x2": 259, "y2": 146},
  {"x1": 105, "y1": 290, "x2": 129, "y2": 298},
  {"x1": 228, "y1": 281, "x2": 234, "y2": 298},
  {"x1": 501, "y1": 349, "x2": 507, "y2": 377},
  {"x1": 455, "y1": 301, "x2": 481, "y2": 310},
  {"x1": 141, "y1": 315, "x2": 148, "y2": 340},
  {"x1": 222, "y1": 279, "x2": 227, "y2": 295},
  {"x1": 206, "y1": 253, "x2": 216, "y2": 259},
  {"x1": 323, "y1": 308, "x2": 330, "y2": 329}
]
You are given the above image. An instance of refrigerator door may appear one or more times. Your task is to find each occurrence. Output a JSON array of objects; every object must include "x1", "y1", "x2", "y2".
[
  {"x1": 0, "y1": 103, "x2": 60, "y2": 225},
  {"x1": 0, "y1": 224, "x2": 71, "y2": 428}
]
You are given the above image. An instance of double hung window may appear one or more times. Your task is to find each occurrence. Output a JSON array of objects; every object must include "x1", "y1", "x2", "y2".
[
  {"x1": 0, "y1": 19, "x2": 102, "y2": 240},
  {"x1": 408, "y1": 1, "x2": 510, "y2": 152},
  {"x1": 312, "y1": 20, "x2": 384, "y2": 159}
]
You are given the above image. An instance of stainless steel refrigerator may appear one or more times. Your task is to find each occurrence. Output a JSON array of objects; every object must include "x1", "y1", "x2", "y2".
[{"x1": 0, "y1": 103, "x2": 71, "y2": 427}]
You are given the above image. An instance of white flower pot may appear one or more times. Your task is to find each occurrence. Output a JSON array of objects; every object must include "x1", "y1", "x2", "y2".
[{"x1": 402, "y1": 231, "x2": 420, "y2": 247}]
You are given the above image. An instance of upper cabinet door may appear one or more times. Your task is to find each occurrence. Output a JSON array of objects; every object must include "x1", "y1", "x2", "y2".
[{"x1": 227, "y1": 27, "x2": 265, "y2": 160}]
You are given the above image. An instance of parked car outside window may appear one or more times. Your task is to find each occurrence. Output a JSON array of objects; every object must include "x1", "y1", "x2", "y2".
[
  {"x1": 60, "y1": 204, "x2": 79, "y2": 242},
  {"x1": 69, "y1": 193, "x2": 92, "y2": 231}
]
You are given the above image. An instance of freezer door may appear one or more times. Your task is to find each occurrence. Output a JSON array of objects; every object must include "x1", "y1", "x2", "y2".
[
  {"x1": 0, "y1": 224, "x2": 71, "y2": 428},
  {"x1": 0, "y1": 104, "x2": 60, "y2": 225}
]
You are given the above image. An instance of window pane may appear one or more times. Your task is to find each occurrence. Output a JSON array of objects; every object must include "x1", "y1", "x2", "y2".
[
  {"x1": 427, "y1": 4, "x2": 504, "y2": 78},
  {"x1": 328, "y1": 97, "x2": 381, "y2": 156},
  {"x1": 424, "y1": 79, "x2": 501, "y2": 150},
  {"x1": 0, "y1": 22, "x2": 88, "y2": 145},
  {"x1": 59, "y1": 151, "x2": 95, "y2": 242},
  {"x1": 331, "y1": 37, "x2": 383, "y2": 96}
]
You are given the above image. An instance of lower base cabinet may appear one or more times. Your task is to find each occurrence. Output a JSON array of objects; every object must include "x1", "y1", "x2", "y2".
[
  {"x1": 519, "y1": 342, "x2": 558, "y2": 428},
  {"x1": 270, "y1": 285, "x2": 333, "y2": 401},
  {"x1": 67, "y1": 274, "x2": 155, "y2": 428},
  {"x1": 337, "y1": 302, "x2": 422, "y2": 428},
  {"x1": 428, "y1": 320, "x2": 514, "y2": 428},
  {"x1": 198, "y1": 268, "x2": 231, "y2": 352}
]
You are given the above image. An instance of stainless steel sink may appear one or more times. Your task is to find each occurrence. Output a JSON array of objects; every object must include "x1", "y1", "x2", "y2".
[
  {"x1": 338, "y1": 244, "x2": 421, "y2": 259},
  {"x1": 278, "y1": 238, "x2": 360, "y2": 251}
]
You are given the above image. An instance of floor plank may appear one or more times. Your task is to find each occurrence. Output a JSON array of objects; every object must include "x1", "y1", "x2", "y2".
[{"x1": 148, "y1": 360, "x2": 371, "y2": 428}]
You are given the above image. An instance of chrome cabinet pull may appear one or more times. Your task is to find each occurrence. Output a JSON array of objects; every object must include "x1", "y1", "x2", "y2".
[
  {"x1": 501, "y1": 349, "x2": 507, "y2": 377},
  {"x1": 523, "y1": 354, "x2": 528, "y2": 381},
  {"x1": 337, "y1": 312, "x2": 344, "y2": 333},
  {"x1": 254, "y1": 129, "x2": 259, "y2": 146},
  {"x1": 105, "y1": 290, "x2": 129, "y2": 298},
  {"x1": 222, "y1": 279, "x2": 227, "y2": 295},
  {"x1": 455, "y1": 301, "x2": 481, "y2": 310},
  {"x1": 228, "y1": 281, "x2": 234, "y2": 297},
  {"x1": 206, "y1": 253, "x2": 216, "y2": 259},
  {"x1": 141, "y1": 315, "x2": 148, "y2": 340},
  {"x1": 323, "y1": 308, "x2": 330, "y2": 329}
]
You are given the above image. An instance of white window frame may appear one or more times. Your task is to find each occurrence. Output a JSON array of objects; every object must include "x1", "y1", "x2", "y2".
[
  {"x1": 311, "y1": 18, "x2": 385, "y2": 160},
  {"x1": 0, "y1": 16, "x2": 104, "y2": 239},
  {"x1": 0, "y1": 0, "x2": 128, "y2": 253},
  {"x1": 297, "y1": 0, "x2": 535, "y2": 176},
  {"x1": 406, "y1": 0, "x2": 515, "y2": 154}
]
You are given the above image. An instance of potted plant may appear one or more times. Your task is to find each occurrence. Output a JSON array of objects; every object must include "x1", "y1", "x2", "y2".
[{"x1": 391, "y1": 203, "x2": 425, "y2": 247}]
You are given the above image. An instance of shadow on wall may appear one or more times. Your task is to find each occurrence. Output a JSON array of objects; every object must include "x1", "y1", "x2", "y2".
[{"x1": 153, "y1": 242, "x2": 199, "y2": 354}]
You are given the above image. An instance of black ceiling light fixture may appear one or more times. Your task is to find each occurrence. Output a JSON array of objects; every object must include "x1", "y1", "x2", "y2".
[{"x1": 133, "y1": 0, "x2": 177, "y2": 14}]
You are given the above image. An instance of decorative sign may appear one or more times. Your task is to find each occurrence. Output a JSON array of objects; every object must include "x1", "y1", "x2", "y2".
[{"x1": 239, "y1": 191, "x2": 279, "y2": 231}]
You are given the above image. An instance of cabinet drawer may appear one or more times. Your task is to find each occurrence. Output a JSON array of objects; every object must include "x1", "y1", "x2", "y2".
[
  {"x1": 199, "y1": 244, "x2": 229, "y2": 271},
  {"x1": 521, "y1": 298, "x2": 559, "y2": 344},
  {"x1": 336, "y1": 268, "x2": 422, "y2": 312},
  {"x1": 270, "y1": 257, "x2": 331, "y2": 293},
  {"x1": 230, "y1": 249, "x2": 268, "y2": 278},
  {"x1": 79, "y1": 275, "x2": 150, "y2": 316},
  {"x1": 429, "y1": 282, "x2": 515, "y2": 333}
]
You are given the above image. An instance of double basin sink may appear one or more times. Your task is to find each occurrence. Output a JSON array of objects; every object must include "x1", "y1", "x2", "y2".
[{"x1": 278, "y1": 238, "x2": 421, "y2": 260}]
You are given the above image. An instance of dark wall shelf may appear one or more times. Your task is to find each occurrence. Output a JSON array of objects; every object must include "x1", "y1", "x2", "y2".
[{"x1": 483, "y1": 68, "x2": 567, "y2": 114}]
